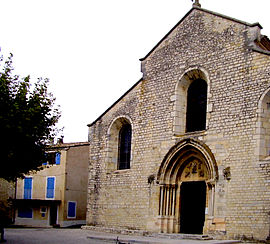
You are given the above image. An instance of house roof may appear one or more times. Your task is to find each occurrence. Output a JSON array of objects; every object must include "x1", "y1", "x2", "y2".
[
  {"x1": 49, "y1": 141, "x2": 89, "y2": 150},
  {"x1": 88, "y1": 6, "x2": 265, "y2": 127}
]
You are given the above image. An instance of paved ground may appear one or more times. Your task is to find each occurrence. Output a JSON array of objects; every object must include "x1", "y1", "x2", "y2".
[{"x1": 4, "y1": 228, "x2": 243, "y2": 244}]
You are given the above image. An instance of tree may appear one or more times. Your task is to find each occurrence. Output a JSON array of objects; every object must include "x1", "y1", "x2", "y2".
[{"x1": 0, "y1": 53, "x2": 61, "y2": 181}]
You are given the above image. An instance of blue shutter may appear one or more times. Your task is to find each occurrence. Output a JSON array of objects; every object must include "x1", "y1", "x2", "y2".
[
  {"x1": 55, "y1": 153, "x2": 61, "y2": 165},
  {"x1": 46, "y1": 177, "x2": 55, "y2": 199},
  {"x1": 24, "y1": 177, "x2": 32, "y2": 199},
  {"x1": 68, "y1": 202, "x2": 76, "y2": 218},
  {"x1": 43, "y1": 153, "x2": 48, "y2": 165}
]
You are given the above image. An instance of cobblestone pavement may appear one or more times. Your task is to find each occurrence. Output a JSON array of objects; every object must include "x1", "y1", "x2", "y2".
[{"x1": 4, "y1": 228, "x2": 244, "y2": 244}]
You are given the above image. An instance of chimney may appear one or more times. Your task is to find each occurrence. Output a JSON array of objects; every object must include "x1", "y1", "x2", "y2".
[{"x1": 57, "y1": 136, "x2": 64, "y2": 144}]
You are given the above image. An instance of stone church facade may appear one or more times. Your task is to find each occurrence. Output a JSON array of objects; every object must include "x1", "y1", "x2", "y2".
[{"x1": 86, "y1": 4, "x2": 270, "y2": 241}]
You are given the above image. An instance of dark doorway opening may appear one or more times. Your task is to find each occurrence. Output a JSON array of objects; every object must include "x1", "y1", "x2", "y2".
[
  {"x1": 180, "y1": 181, "x2": 206, "y2": 234},
  {"x1": 50, "y1": 205, "x2": 57, "y2": 226}
]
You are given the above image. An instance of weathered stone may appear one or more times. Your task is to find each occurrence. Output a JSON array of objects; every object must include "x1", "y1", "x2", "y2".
[{"x1": 86, "y1": 6, "x2": 270, "y2": 242}]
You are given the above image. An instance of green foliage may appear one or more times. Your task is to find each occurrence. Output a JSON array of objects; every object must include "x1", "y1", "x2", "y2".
[{"x1": 0, "y1": 53, "x2": 61, "y2": 181}]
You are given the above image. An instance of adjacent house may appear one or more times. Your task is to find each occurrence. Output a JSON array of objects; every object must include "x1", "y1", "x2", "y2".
[
  {"x1": 86, "y1": 2, "x2": 270, "y2": 242},
  {"x1": 14, "y1": 142, "x2": 89, "y2": 227}
]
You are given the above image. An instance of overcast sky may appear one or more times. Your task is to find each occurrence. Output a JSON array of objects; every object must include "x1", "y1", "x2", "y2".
[{"x1": 1, "y1": 0, "x2": 270, "y2": 142}]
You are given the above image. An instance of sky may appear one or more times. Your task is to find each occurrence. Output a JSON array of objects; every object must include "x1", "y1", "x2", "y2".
[{"x1": 0, "y1": 0, "x2": 270, "y2": 143}]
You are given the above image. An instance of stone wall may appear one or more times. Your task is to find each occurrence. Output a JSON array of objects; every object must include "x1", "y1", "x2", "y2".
[
  {"x1": 87, "y1": 7, "x2": 270, "y2": 242},
  {"x1": 0, "y1": 178, "x2": 15, "y2": 223}
]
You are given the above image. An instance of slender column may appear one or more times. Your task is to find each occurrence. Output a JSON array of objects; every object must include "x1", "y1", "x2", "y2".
[
  {"x1": 171, "y1": 185, "x2": 176, "y2": 216},
  {"x1": 206, "y1": 181, "x2": 216, "y2": 217},
  {"x1": 169, "y1": 186, "x2": 173, "y2": 216},
  {"x1": 163, "y1": 185, "x2": 167, "y2": 216},
  {"x1": 159, "y1": 185, "x2": 164, "y2": 216},
  {"x1": 168, "y1": 186, "x2": 172, "y2": 216},
  {"x1": 166, "y1": 185, "x2": 170, "y2": 216},
  {"x1": 174, "y1": 183, "x2": 181, "y2": 233},
  {"x1": 211, "y1": 184, "x2": 215, "y2": 216}
]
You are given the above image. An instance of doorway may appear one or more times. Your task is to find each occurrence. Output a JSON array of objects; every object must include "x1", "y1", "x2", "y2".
[
  {"x1": 49, "y1": 205, "x2": 58, "y2": 226},
  {"x1": 180, "y1": 181, "x2": 206, "y2": 234}
]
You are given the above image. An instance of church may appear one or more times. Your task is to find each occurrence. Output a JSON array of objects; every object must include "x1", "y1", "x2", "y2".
[{"x1": 86, "y1": 1, "x2": 270, "y2": 241}]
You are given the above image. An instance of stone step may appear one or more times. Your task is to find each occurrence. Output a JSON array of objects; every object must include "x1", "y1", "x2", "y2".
[{"x1": 149, "y1": 233, "x2": 214, "y2": 240}]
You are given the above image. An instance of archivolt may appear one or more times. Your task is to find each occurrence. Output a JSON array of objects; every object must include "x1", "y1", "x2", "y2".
[{"x1": 157, "y1": 138, "x2": 218, "y2": 184}]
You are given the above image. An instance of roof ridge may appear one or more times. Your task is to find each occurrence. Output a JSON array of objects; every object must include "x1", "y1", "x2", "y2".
[{"x1": 140, "y1": 7, "x2": 262, "y2": 61}]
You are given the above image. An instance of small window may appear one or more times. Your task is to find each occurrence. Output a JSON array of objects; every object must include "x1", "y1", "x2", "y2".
[
  {"x1": 40, "y1": 207, "x2": 47, "y2": 213},
  {"x1": 44, "y1": 152, "x2": 61, "y2": 165},
  {"x1": 18, "y1": 207, "x2": 33, "y2": 218},
  {"x1": 55, "y1": 153, "x2": 61, "y2": 165},
  {"x1": 24, "y1": 177, "x2": 32, "y2": 199},
  {"x1": 67, "y1": 201, "x2": 76, "y2": 218},
  {"x1": 46, "y1": 177, "x2": 55, "y2": 199},
  {"x1": 118, "y1": 124, "x2": 132, "y2": 170}
]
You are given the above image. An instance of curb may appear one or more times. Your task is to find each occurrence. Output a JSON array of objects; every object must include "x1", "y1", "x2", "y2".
[{"x1": 86, "y1": 235, "x2": 242, "y2": 244}]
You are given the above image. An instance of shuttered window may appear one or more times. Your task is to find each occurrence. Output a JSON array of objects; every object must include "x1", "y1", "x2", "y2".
[
  {"x1": 46, "y1": 177, "x2": 55, "y2": 199},
  {"x1": 18, "y1": 207, "x2": 33, "y2": 218},
  {"x1": 24, "y1": 177, "x2": 32, "y2": 199},
  {"x1": 67, "y1": 201, "x2": 76, "y2": 218},
  {"x1": 55, "y1": 152, "x2": 61, "y2": 165}
]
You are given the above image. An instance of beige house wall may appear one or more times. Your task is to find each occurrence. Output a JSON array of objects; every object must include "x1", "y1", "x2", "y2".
[
  {"x1": 15, "y1": 142, "x2": 89, "y2": 227},
  {"x1": 86, "y1": 6, "x2": 270, "y2": 242},
  {"x1": 63, "y1": 144, "x2": 89, "y2": 226},
  {"x1": 16, "y1": 153, "x2": 66, "y2": 201},
  {"x1": 15, "y1": 151, "x2": 66, "y2": 227}
]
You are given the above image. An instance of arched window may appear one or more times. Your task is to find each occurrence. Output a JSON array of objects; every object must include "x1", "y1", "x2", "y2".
[
  {"x1": 173, "y1": 69, "x2": 209, "y2": 135},
  {"x1": 186, "y1": 79, "x2": 207, "y2": 132},
  {"x1": 118, "y1": 124, "x2": 132, "y2": 170},
  {"x1": 106, "y1": 117, "x2": 132, "y2": 172},
  {"x1": 257, "y1": 89, "x2": 270, "y2": 159}
]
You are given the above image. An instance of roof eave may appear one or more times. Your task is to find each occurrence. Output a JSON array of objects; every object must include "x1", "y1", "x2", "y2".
[{"x1": 87, "y1": 77, "x2": 143, "y2": 127}]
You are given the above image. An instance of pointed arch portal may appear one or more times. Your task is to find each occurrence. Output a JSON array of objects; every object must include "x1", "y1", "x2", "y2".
[{"x1": 157, "y1": 139, "x2": 218, "y2": 234}]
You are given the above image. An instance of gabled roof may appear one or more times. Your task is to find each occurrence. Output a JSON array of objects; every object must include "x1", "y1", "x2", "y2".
[
  {"x1": 140, "y1": 6, "x2": 262, "y2": 61},
  {"x1": 88, "y1": 6, "x2": 264, "y2": 127}
]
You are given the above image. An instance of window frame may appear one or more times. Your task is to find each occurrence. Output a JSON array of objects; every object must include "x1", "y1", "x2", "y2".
[
  {"x1": 186, "y1": 79, "x2": 207, "y2": 133},
  {"x1": 18, "y1": 207, "x2": 33, "y2": 218},
  {"x1": 46, "y1": 176, "x2": 56, "y2": 199},
  {"x1": 117, "y1": 123, "x2": 132, "y2": 170},
  {"x1": 23, "y1": 177, "x2": 33, "y2": 199},
  {"x1": 43, "y1": 151, "x2": 61, "y2": 165},
  {"x1": 55, "y1": 152, "x2": 61, "y2": 165}
]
